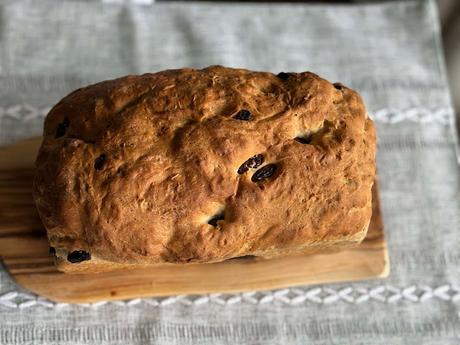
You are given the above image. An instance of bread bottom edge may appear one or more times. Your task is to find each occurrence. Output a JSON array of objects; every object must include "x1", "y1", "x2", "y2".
[{"x1": 56, "y1": 224, "x2": 369, "y2": 274}]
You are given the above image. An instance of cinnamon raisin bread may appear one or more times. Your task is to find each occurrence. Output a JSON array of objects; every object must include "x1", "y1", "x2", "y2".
[{"x1": 33, "y1": 66, "x2": 376, "y2": 273}]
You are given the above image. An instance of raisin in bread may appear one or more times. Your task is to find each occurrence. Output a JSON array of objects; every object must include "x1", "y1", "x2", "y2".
[{"x1": 33, "y1": 66, "x2": 376, "y2": 273}]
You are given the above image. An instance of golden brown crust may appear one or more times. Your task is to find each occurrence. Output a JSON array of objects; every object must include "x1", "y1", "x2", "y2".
[{"x1": 33, "y1": 66, "x2": 376, "y2": 273}]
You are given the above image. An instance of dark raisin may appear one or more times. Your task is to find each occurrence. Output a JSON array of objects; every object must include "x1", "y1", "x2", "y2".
[
  {"x1": 49, "y1": 247, "x2": 56, "y2": 255},
  {"x1": 55, "y1": 117, "x2": 70, "y2": 138},
  {"x1": 277, "y1": 72, "x2": 290, "y2": 81},
  {"x1": 67, "y1": 250, "x2": 91, "y2": 263},
  {"x1": 233, "y1": 109, "x2": 252, "y2": 121},
  {"x1": 251, "y1": 164, "x2": 277, "y2": 182},
  {"x1": 116, "y1": 167, "x2": 125, "y2": 177},
  {"x1": 55, "y1": 123, "x2": 66, "y2": 138},
  {"x1": 295, "y1": 135, "x2": 313, "y2": 144},
  {"x1": 237, "y1": 165, "x2": 249, "y2": 175},
  {"x1": 237, "y1": 154, "x2": 264, "y2": 174},
  {"x1": 333, "y1": 83, "x2": 344, "y2": 90},
  {"x1": 208, "y1": 213, "x2": 225, "y2": 227},
  {"x1": 94, "y1": 154, "x2": 107, "y2": 170},
  {"x1": 246, "y1": 154, "x2": 264, "y2": 169}
]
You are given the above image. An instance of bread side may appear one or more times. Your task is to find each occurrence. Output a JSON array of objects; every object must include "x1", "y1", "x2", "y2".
[{"x1": 33, "y1": 66, "x2": 376, "y2": 273}]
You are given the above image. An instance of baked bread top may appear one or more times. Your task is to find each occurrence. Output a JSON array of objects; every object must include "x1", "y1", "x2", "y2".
[{"x1": 33, "y1": 66, "x2": 376, "y2": 272}]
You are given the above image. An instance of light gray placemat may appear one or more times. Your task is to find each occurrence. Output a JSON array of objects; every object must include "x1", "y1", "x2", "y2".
[{"x1": 1, "y1": 0, "x2": 459, "y2": 344}]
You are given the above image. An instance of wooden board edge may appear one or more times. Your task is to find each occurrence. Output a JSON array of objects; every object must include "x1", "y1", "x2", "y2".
[
  {"x1": 0, "y1": 137, "x2": 42, "y2": 170},
  {"x1": 378, "y1": 242, "x2": 390, "y2": 278},
  {"x1": 11, "y1": 243, "x2": 389, "y2": 304}
]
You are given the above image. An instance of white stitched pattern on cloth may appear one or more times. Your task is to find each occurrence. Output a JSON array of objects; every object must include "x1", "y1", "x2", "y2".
[
  {"x1": 0, "y1": 105, "x2": 454, "y2": 125},
  {"x1": 0, "y1": 105, "x2": 51, "y2": 121},
  {"x1": 371, "y1": 107, "x2": 453, "y2": 125},
  {"x1": 0, "y1": 285, "x2": 459, "y2": 309}
]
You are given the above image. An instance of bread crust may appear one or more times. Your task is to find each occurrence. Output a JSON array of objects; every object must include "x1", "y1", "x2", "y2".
[{"x1": 33, "y1": 66, "x2": 376, "y2": 273}]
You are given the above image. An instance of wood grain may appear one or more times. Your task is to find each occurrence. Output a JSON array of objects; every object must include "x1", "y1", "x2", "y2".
[{"x1": 0, "y1": 137, "x2": 389, "y2": 303}]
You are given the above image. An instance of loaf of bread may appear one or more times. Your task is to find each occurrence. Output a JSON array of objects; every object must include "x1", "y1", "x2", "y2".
[{"x1": 33, "y1": 66, "x2": 376, "y2": 273}]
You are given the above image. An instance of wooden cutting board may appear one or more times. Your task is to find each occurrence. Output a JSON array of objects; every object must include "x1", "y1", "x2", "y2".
[{"x1": 0, "y1": 138, "x2": 389, "y2": 303}]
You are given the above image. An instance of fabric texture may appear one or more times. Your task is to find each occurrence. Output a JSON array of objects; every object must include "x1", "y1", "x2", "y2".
[{"x1": 0, "y1": 0, "x2": 459, "y2": 344}]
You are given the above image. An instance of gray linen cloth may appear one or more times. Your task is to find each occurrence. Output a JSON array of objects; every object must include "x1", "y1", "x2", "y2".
[{"x1": 1, "y1": 0, "x2": 459, "y2": 344}]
